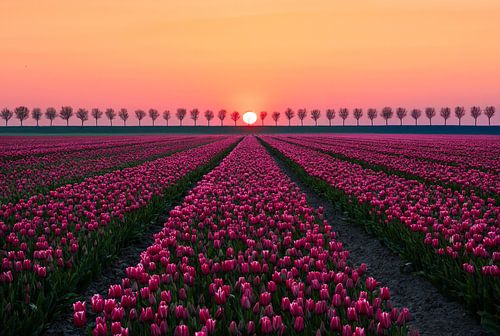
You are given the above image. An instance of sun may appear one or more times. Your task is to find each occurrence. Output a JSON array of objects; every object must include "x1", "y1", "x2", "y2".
[{"x1": 242, "y1": 111, "x2": 257, "y2": 125}]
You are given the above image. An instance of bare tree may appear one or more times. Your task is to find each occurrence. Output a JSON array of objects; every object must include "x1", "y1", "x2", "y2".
[
  {"x1": 381, "y1": 107, "x2": 393, "y2": 126},
  {"x1": 367, "y1": 108, "x2": 377, "y2": 126},
  {"x1": 105, "y1": 108, "x2": 116, "y2": 126},
  {"x1": 176, "y1": 108, "x2": 187, "y2": 126},
  {"x1": 311, "y1": 109, "x2": 321, "y2": 126},
  {"x1": 454, "y1": 106, "x2": 465, "y2": 126},
  {"x1": 91, "y1": 108, "x2": 103, "y2": 126},
  {"x1": 484, "y1": 106, "x2": 495, "y2": 126},
  {"x1": 470, "y1": 106, "x2": 481, "y2": 126},
  {"x1": 326, "y1": 109, "x2": 335, "y2": 126},
  {"x1": 14, "y1": 106, "x2": 29, "y2": 126},
  {"x1": 230, "y1": 111, "x2": 240, "y2": 126},
  {"x1": 149, "y1": 109, "x2": 159, "y2": 126},
  {"x1": 411, "y1": 109, "x2": 421, "y2": 125},
  {"x1": 396, "y1": 108, "x2": 407, "y2": 126},
  {"x1": 76, "y1": 108, "x2": 89, "y2": 126},
  {"x1": 1, "y1": 108, "x2": 13, "y2": 126},
  {"x1": 31, "y1": 108, "x2": 42, "y2": 126},
  {"x1": 297, "y1": 109, "x2": 307, "y2": 126},
  {"x1": 271, "y1": 111, "x2": 281, "y2": 126},
  {"x1": 353, "y1": 108, "x2": 363, "y2": 126},
  {"x1": 135, "y1": 109, "x2": 146, "y2": 126},
  {"x1": 190, "y1": 108, "x2": 200, "y2": 126},
  {"x1": 440, "y1": 107, "x2": 451, "y2": 126},
  {"x1": 218, "y1": 109, "x2": 227, "y2": 126},
  {"x1": 339, "y1": 108, "x2": 349, "y2": 126},
  {"x1": 45, "y1": 107, "x2": 57, "y2": 126},
  {"x1": 284, "y1": 108, "x2": 294, "y2": 126},
  {"x1": 118, "y1": 108, "x2": 129, "y2": 126},
  {"x1": 260, "y1": 111, "x2": 267, "y2": 126},
  {"x1": 162, "y1": 110, "x2": 171, "y2": 126},
  {"x1": 425, "y1": 107, "x2": 436, "y2": 126},
  {"x1": 59, "y1": 106, "x2": 73, "y2": 126},
  {"x1": 205, "y1": 110, "x2": 214, "y2": 126}
]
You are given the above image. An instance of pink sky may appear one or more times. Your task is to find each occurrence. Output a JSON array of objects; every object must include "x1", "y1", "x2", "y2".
[{"x1": 0, "y1": 0, "x2": 498, "y2": 126}]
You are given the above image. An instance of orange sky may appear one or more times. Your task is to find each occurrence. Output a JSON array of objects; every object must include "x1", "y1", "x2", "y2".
[{"x1": 0, "y1": 0, "x2": 499, "y2": 125}]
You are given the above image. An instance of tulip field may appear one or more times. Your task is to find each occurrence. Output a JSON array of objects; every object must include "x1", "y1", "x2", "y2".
[{"x1": 0, "y1": 134, "x2": 498, "y2": 335}]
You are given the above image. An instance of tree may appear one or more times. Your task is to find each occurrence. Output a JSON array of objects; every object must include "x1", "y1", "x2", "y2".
[
  {"x1": 326, "y1": 109, "x2": 335, "y2": 126},
  {"x1": 396, "y1": 108, "x2": 407, "y2": 126},
  {"x1": 163, "y1": 110, "x2": 171, "y2": 126},
  {"x1": 118, "y1": 108, "x2": 129, "y2": 126},
  {"x1": 176, "y1": 108, "x2": 187, "y2": 126},
  {"x1": 91, "y1": 108, "x2": 103, "y2": 126},
  {"x1": 59, "y1": 106, "x2": 73, "y2": 126},
  {"x1": 105, "y1": 108, "x2": 116, "y2": 126},
  {"x1": 135, "y1": 109, "x2": 146, "y2": 126},
  {"x1": 218, "y1": 109, "x2": 227, "y2": 126},
  {"x1": 45, "y1": 107, "x2": 57, "y2": 126},
  {"x1": 381, "y1": 107, "x2": 393, "y2": 126},
  {"x1": 1, "y1": 108, "x2": 13, "y2": 126},
  {"x1": 353, "y1": 108, "x2": 363, "y2": 126},
  {"x1": 470, "y1": 106, "x2": 481, "y2": 126},
  {"x1": 454, "y1": 106, "x2": 465, "y2": 126},
  {"x1": 297, "y1": 109, "x2": 307, "y2": 126},
  {"x1": 149, "y1": 109, "x2": 159, "y2": 126},
  {"x1": 410, "y1": 109, "x2": 421, "y2": 125},
  {"x1": 14, "y1": 106, "x2": 29, "y2": 126},
  {"x1": 425, "y1": 107, "x2": 436, "y2": 126},
  {"x1": 284, "y1": 108, "x2": 294, "y2": 126},
  {"x1": 271, "y1": 111, "x2": 280, "y2": 126},
  {"x1": 367, "y1": 108, "x2": 377, "y2": 126},
  {"x1": 311, "y1": 109, "x2": 321, "y2": 126},
  {"x1": 339, "y1": 108, "x2": 349, "y2": 126},
  {"x1": 484, "y1": 106, "x2": 495, "y2": 126},
  {"x1": 31, "y1": 108, "x2": 42, "y2": 126},
  {"x1": 440, "y1": 107, "x2": 451, "y2": 126},
  {"x1": 190, "y1": 108, "x2": 200, "y2": 126},
  {"x1": 205, "y1": 110, "x2": 214, "y2": 126},
  {"x1": 76, "y1": 108, "x2": 89, "y2": 126},
  {"x1": 230, "y1": 111, "x2": 240, "y2": 126},
  {"x1": 260, "y1": 111, "x2": 267, "y2": 126}
]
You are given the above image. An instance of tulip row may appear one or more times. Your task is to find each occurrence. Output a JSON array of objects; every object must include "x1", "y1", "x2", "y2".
[
  {"x1": 0, "y1": 137, "x2": 239, "y2": 335},
  {"x1": 0, "y1": 135, "x2": 222, "y2": 203},
  {"x1": 280, "y1": 135, "x2": 500, "y2": 196},
  {"x1": 291, "y1": 134, "x2": 500, "y2": 174},
  {"x1": 260, "y1": 136, "x2": 499, "y2": 323},
  {"x1": 75, "y1": 137, "x2": 415, "y2": 336}
]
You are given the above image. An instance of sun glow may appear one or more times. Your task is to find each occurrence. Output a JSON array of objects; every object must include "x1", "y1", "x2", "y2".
[{"x1": 242, "y1": 111, "x2": 257, "y2": 125}]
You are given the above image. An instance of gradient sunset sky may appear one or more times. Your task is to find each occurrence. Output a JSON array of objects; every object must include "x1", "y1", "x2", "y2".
[{"x1": 1, "y1": 0, "x2": 499, "y2": 125}]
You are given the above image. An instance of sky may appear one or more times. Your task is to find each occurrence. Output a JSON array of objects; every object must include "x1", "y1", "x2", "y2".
[{"x1": 0, "y1": 0, "x2": 499, "y2": 126}]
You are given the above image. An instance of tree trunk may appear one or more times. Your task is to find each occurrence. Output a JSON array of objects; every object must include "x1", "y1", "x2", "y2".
[
  {"x1": 444, "y1": 119, "x2": 447, "y2": 126},
  {"x1": 342, "y1": 119, "x2": 345, "y2": 126},
  {"x1": 180, "y1": 120, "x2": 183, "y2": 126},
  {"x1": 475, "y1": 118, "x2": 477, "y2": 126},
  {"x1": 81, "y1": 120, "x2": 84, "y2": 126},
  {"x1": 400, "y1": 119, "x2": 402, "y2": 126},
  {"x1": 385, "y1": 119, "x2": 388, "y2": 126},
  {"x1": 20, "y1": 120, "x2": 23, "y2": 126},
  {"x1": 301, "y1": 119, "x2": 303, "y2": 126},
  {"x1": 329, "y1": 120, "x2": 331, "y2": 126},
  {"x1": 371, "y1": 119, "x2": 373, "y2": 126},
  {"x1": 50, "y1": 120, "x2": 53, "y2": 126},
  {"x1": 458, "y1": 118, "x2": 461, "y2": 126},
  {"x1": 288, "y1": 119, "x2": 291, "y2": 126},
  {"x1": 488, "y1": 118, "x2": 491, "y2": 126},
  {"x1": 66, "y1": 119, "x2": 69, "y2": 126},
  {"x1": 357, "y1": 119, "x2": 359, "y2": 126},
  {"x1": 36, "y1": 120, "x2": 39, "y2": 126}
]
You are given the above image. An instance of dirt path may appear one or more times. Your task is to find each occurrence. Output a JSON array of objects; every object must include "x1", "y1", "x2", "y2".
[{"x1": 270, "y1": 149, "x2": 492, "y2": 336}]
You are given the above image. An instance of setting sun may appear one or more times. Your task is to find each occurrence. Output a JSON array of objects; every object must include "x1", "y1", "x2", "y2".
[{"x1": 242, "y1": 111, "x2": 257, "y2": 125}]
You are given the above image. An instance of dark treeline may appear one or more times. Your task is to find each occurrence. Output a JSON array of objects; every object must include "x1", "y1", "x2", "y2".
[{"x1": 0, "y1": 106, "x2": 496, "y2": 126}]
